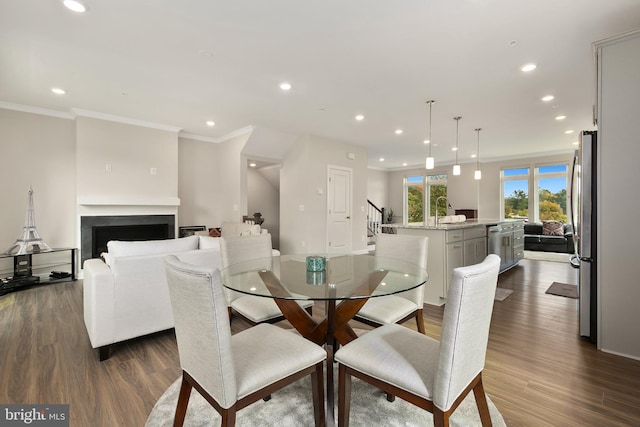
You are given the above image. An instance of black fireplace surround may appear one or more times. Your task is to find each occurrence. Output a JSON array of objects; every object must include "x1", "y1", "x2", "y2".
[{"x1": 80, "y1": 215, "x2": 175, "y2": 265}]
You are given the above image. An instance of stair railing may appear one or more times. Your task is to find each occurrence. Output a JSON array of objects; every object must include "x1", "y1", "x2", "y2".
[{"x1": 367, "y1": 200, "x2": 385, "y2": 237}]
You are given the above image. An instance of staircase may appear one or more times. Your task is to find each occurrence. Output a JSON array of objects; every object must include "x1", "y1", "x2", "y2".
[{"x1": 367, "y1": 200, "x2": 385, "y2": 250}]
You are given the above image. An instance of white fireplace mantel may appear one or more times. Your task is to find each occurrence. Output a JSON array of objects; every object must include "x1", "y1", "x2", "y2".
[{"x1": 78, "y1": 196, "x2": 180, "y2": 206}]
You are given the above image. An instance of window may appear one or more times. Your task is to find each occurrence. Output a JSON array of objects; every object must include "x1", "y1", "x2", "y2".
[
  {"x1": 501, "y1": 164, "x2": 569, "y2": 222},
  {"x1": 427, "y1": 174, "x2": 448, "y2": 218},
  {"x1": 405, "y1": 175, "x2": 424, "y2": 225},
  {"x1": 502, "y1": 168, "x2": 529, "y2": 220},
  {"x1": 535, "y1": 164, "x2": 568, "y2": 222},
  {"x1": 404, "y1": 174, "x2": 447, "y2": 225}
]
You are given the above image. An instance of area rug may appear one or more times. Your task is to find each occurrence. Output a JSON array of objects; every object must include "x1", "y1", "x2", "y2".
[
  {"x1": 524, "y1": 250, "x2": 571, "y2": 263},
  {"x1": 146, "y1": 366, "x2": 506, "y2": 427},
  {"x1": 494, "y1": 288, "x2": 513, "y2": 302},
  {"x1": 545, "y1": 282, "x2": 578, "y2": 298}
]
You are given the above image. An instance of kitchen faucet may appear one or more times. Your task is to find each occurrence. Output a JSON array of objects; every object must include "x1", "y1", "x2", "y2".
[{"x1": 435, "y1": 196, "x2": 448, "y2": 227}]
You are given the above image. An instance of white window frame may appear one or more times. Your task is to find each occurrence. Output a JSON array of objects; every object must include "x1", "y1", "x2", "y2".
[
  {"x1": 500, "y1": 167, "x2": 530, "y2": 221},
  {"x1": 533, "y1": 162, "x2": 570, "y2": 223}
]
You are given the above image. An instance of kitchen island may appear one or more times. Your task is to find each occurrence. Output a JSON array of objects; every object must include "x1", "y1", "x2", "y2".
[{"x1": 386, "y1": 219, "x2": 524, "y2": 305}]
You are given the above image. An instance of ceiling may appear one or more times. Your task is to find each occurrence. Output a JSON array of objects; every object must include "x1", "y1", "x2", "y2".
[{"x1": 2, "y1": 1, "x2": 640, "y2": 170}]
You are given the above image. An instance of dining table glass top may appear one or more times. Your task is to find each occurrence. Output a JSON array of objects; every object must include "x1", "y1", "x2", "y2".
[{"x1": 220, "y1": 253, "x2": 428, "y2": 301}]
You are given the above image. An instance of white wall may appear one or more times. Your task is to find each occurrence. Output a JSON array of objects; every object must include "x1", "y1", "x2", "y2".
[
  {"x1": 596, "y1": 31, "x2": 640, "y2": 359},
  {"x1": 0, "y1": 108, "x2": 76, "y2": 250},
  {"x1": 366, "y1": 169, "x2": 389, "y2": 210},
  {"x1": 280, "y1": 135, "x2": 368, "y2": 254},
  {"x1": 76, "y1": 116, "x2": 178, "y2": 201},
  {"x1": 177, "y1": 136, "x2": 221, "y2": 228},
  {"x1": 218, "y1": 132, "x2": 251, "y2": 223},
  {"x1": 248, "y1": 166, "x2": 280, "y2": 249}
]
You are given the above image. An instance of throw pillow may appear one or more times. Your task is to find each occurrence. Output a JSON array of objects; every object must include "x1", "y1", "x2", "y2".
[{"x1": 542, "y1": 221, "x2": 564, "y2": 236}]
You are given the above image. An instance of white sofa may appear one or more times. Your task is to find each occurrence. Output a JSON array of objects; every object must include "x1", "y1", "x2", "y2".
[{"x1": 83, "y1": 234, "x2": 224, "y2": 361}]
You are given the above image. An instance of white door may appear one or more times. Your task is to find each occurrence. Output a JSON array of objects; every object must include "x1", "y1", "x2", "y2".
[{"x1": 327, "y1": 166, "x2": 352, "y2": 254}]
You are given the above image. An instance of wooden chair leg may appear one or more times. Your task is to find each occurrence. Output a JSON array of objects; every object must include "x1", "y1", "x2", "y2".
[
  {"x1": 416, "y1": 309, "x2": 426, "y2": 334},
  {"x1": 338, "y1": 364, "x2": 351, "y2": 427},
  {"x1": 311, "y1": 362, "x2": 325, "y2": 427},
  {"x1": 220, "y1": 407, "x2": 236, "y2": 427},
  {"x1": 263, "y1": 395, "x2": 271, "y2": 402},
  {"x1": 433, "y1": 407, "x2": 450, "y2": 427},
  {"x1": 386, "y1": 392, "x2": 395, "y2": 402},
  {"x1": 472, "y1": 375, "x2": 492, "y2": 427},
  {"x1": 174, "y1": 375, "x2": 193, "y2": 427}
]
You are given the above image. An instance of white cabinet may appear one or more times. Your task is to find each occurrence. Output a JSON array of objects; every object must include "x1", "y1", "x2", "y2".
[
  {"x1": 397, "y1": 225, "x2": 487, "y2": 303},
  {"x1": 463, "y1": 226, "x2": 487, "y2": 267}
]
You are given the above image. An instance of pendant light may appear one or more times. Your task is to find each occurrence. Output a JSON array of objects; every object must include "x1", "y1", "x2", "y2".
[
  {"x1": 425, "y1": 100, "x2": 435, "y2": 169},
  {"x1": 474, "y1": 128, "x2": 482, "y2": 180},
  {"x1": 452, "y1": 116, "x2": 461, "y2": 176}
]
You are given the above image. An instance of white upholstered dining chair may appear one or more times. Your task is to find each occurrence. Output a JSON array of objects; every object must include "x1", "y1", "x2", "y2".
[
  {"x1": 336, "y1": 254, "x2": 501, "y2": 427},
  {"x1": 220, "y1": 234, "x2": 314, "y2": 324},
  {"x1": 164, "y1": 255, "x2": 326, "y2": 427},
  {"x1": 353, "y1": 233, "x2": 429, "y2": 333}
]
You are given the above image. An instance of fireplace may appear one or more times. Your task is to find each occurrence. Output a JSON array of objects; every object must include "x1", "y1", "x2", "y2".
[{"x1": 80, "y1": 215, "x2": 175, "y2": 264}]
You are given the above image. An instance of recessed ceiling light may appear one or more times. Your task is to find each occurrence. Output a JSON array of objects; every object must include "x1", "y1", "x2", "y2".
[
  {"x1": 521, "y1": 63, "x2": 537, "y2": 72},
  {"x1": 249, "y1": 162, "x2": 257, "y2": 168},
  {"x1": 572, "y1": 141, "x2": 579, "y2": 145},
  {"x1": 542, "y1": 95, "x2": 555, "y2": 102},
  {"x1": 394, "y1": 129, "x2": 403, "y2": 135},
  {"x1": 451, "y1": 147, "x2": 458, "y2": 152},
  {"x1": 555, "y1": 115, "x2": 567, "y2": 121},
  {"x1": 206, "y1": 120, "x2": 215, "y2": 127},
  {"x1": 471, "y1": 154, "x2": 477, "y2": 158},
  {"x1": 565, "y1": 130, "x2": 574, "y2": 134},
  {"x1": 51, "y1": 87, "x2": 66, "y2": 95},
  {"x1": 379, "y1": 157, "x2": 385, "y2": 162},
  {"x1": 279, "y1": 82, "x2": 291, "y2": 91},
  {"x1": 423, "y1": 139, "x2": 430, "y2": 144},
  {"x1": 62, "y1": 0, "x2": 88, "y2": 13},
  {"x1": 355, "y1": 114, "x2": 364, "y2": 121}
]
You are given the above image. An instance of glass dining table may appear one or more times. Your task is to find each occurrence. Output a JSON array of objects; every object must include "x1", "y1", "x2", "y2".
[{"x1": 220, "y1": 253, "x2": 429, "y2": 425}]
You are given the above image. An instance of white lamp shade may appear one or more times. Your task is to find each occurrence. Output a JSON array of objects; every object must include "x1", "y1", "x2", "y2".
[
  {"x1": 474, "y1": 169, "x2": 482, "y2": 180},
  {"x1": 425, "y1": 156, "x2": 435, "y2": 169},
  {"x1": 453, "y1": 164, "x2": 461, "y2": 176}
]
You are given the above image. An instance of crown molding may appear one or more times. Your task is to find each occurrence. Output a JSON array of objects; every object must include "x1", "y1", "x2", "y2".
[
  {"x1": 70, "y1": 108, "x2": 182, "y2": 133},
  {"x1": 178, "y1": 132, "x2": 219, "y2": 143},
  {"x1": 0, "y1": 101, "x2": 74, "y2": 120},
  {"x1": 217, "y1": 125, "x2": 255, "y2": 142},
  {"x1": 179, "y1": 125, "x2": 255, "y2": 144}
]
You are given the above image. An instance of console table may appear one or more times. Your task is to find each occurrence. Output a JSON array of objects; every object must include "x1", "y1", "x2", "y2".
[{"x1": 0, "y1": 248, "x2": 76, "y2": 296}]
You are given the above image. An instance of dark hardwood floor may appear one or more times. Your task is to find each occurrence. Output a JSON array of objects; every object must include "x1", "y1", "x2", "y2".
[{"x1": 1, "y1": 258, "x2": 640, "y2": 426}]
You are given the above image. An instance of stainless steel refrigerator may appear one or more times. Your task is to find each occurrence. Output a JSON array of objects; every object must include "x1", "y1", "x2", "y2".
[{"x1": 569, "y1": 130, "x2": 597, "y2": 343}]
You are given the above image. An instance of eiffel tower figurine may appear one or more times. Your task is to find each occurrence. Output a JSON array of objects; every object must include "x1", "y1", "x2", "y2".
[{"x1": 4, "y1": 187, "x2": 53, "y2": 255}]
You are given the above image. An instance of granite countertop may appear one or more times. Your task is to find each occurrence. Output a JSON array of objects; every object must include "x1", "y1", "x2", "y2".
[{"x1": 382, "y1": 218, "x2": 510, "y2": 230}]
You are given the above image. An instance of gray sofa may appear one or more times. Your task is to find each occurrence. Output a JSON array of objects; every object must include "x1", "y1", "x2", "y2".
[{"x1": 524, "y1": 222, "x2": 574, "y2": 253}]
